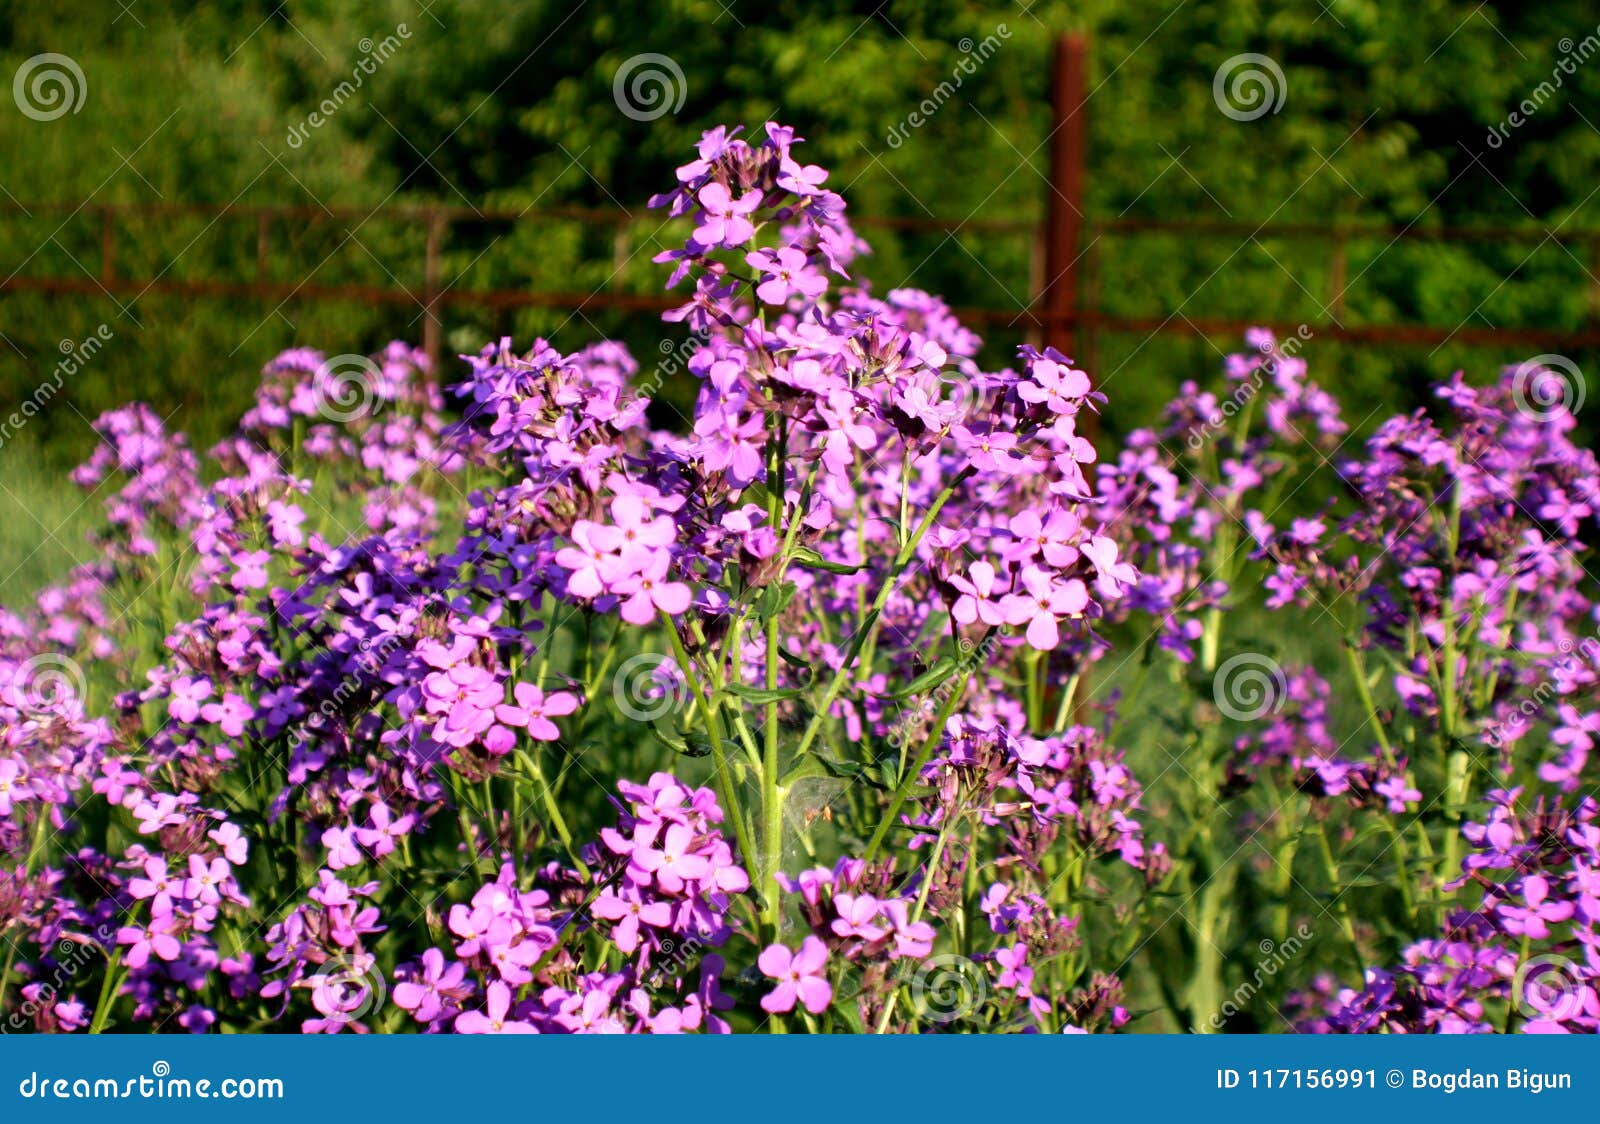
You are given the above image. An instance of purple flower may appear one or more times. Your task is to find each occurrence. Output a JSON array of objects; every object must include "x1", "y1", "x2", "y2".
[
  {"x1": 693, "y1": 182, "x2": 761, "y2": 248},
  {"x1": 455, "y1": 981, "x2": 534, "y2": 1034},
  {"x1": 0, "y1": 759, "x2": 27, "y2": 816},
  {"x1": 632, "y1": 823, "x2": 711, "y2": 892},
  {"x1": 495, "y1": 683, "x2": 580, "y2": 741},
  {"x1": 592, "y1": 888, "x2": 673, "y2": 954},
  {"x1": 758, "y1": 936, "x2": 832, "y2": 1015},
  {"x1": 746, "y1": 246, "x2": 826, "y2": 305},
  {"x1": 830, "y1": 892, "x2": 887, "y2": 941},
  {"x1": 394, "y1": 949, "x2": 467, "y2": 1024},
  {"x1": 167, "y1": 676, "x2": 213, "y2": 723},
  {"x1": 1000, "y1": 566, "x2": 1089, "y2": 650},
  {"x1": 117, "y1": 909, "x2": 182, "y2": 969}
]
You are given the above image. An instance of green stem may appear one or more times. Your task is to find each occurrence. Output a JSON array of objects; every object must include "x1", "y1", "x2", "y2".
[
  {"x1": 666, "y1": 627, "x2": 761, "y2": 915},
  {"x1": 1050, "y1": 671, "x2": 1082, "y2": 734},
  {"x1": 519, "y1": 748, "x2": 589, "y2": 878},
  {"x1": 1312, "y1": 821, "x2": 1365, "y2": 978},
  {"x1": 761, "y1": 420, "x2": 787, "y2": 932},
  {"x1": 794, "y1": 469, "x2": 974, "y2": 763},
  {"x1": 863, "y1": 659, "x2": 973, "y2": 862},
  {"x1": 88, "y1": 953, "x2": 125, "y2": 1034},
  {"x1": 1342, "y1": 641, "x2": 1395, "y2": 763},
  {"x1": 1024, "y1": 648, "x2": 1044, "y2": 731}
]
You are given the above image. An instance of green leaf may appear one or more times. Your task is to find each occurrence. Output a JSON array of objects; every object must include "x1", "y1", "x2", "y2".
[
  {"x1": 889, "y1": 655, "x2": 964, "y2": 699},
  {"x1": 785, "y1": 750, "x2": 883, "y2": 789},
  {"x1": 791, "y1": 546, "x2": 868, "y2": 574},
  {"x1": 649, "y1": 719, "x2": 712, "y2": 757},
  {"x1": 774, "y1": 645, "x2": 818, "y2": 687},
  {"x1": 677, "y1": 733, "x2": 714, "y2": 758},
  {"x1": 724, "y1": 682, "x2": 806, "y2": 704},
  {"x1": 756, "y1": 580, "x2": 799, "y2": 623}
]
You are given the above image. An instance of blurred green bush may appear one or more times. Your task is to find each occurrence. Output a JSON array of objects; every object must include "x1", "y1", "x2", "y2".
[{"x1": 3, "y1": 0, "x2": 1598, "y2": 466}]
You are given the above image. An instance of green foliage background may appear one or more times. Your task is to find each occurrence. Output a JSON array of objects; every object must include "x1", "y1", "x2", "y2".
[{"x1": 2, "y1": 0, "x2": 1599, "y2": 469}]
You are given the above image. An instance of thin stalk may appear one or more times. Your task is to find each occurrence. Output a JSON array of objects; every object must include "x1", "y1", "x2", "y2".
[
  {"x1": 1342, "y1": 641, "x2": 1396, "y2": 767},
  {"x1": 863, "y1": 664, "x2": 972, "y2": 862},
  {"x1": 665, "y1": 627, "x2": 760, "y2": 912},
  {"x1": 518, "y1": 748, "x2": 589, "y2": 878},
  {"x1": 1050, "y1": 671, "x2": 1082, "y2": 734},
  {"x1": 794, "y1": 468, "x2": 974, "y2": 763},
  {"x1": 1024, "y1": 648, "x2": 1044, "y2": 731},
  {"x1": 88, "y1": 950, "x2": 126, "y2": 1034},
  {"x1": 1312, "y1": 821, "x2": 1365, "y2": 978},
  {"x1": 762, "y1": 419, "x2": 787, "y2": 933}
]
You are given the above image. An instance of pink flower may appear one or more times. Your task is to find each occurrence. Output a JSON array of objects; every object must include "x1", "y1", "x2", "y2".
[
  {"x1": 117, "y1": 909, "x2": 182, "y2": 969},
  {"x1": 495, "y1": 682, "x2": 580, "y2": 741},
  {"x1": 613, "y1": 552, "x2": 693, "y2": 625},
  {"x1": 952, "y1": 425, "x2": 1024, "y2": 474},
  {"x1": 354, "y1": 803, "x2": 416, "y2": 859},
  {"x1": 128, "y1": 856, "x2": 176, "y2": 909},
  {"x1": 949, "y1": 560, "x2": 1008, "y2": 627},
  {"x1": 1081, "y1": 534, "x2": 1139, "y2": 598},
  {"x1": 321, "y1": 826, "x2": 362, "y2": 870},
  {"x1": 209, "y1": 822, "x2": 249, "y2": 864},
  {"x1": 0, "y1": 759, "x2": 29, "y2": 817},
  {"x1": 758, "y1": 936, "x2": 832, "y2": 1014},
  {"x1": 632, "y1": 822, "x2": 711, "y2": 892},
  {"x1": 694, "y1": 182, "x2": 761, "y2": 247},
  {"x1": 1018, "y1": 357, "x2": 1090, "y2": 413},
  {"x1": 746, "y1": 246, "x2": 826, "y2": 305},
  {"x1": 1000, "y1": 566, "x2": 1090, "y2": 649},
  {"x1": 230, "y1": 550, "x2": 271, "y2": 590},
  {"x1": 592, "y1": 888, "x2": 674, "y2": 954},
  {"x1": 830, "y1": 892, "x2": 887, "y2": 941},
  {"x1": 1006, "y1": 508, "x2": 1083, "y2": 568},
  {"x1": 184, "y1": 855, "x2": 231, "y2": 905},
  {"x1": 200, "y1": 691, "x2": 253, "y2": 738},
  {"x1": 555, "y1": 521, "x2": 625, "y2": 599},
  {"x1": 167, "y1": 676, "x2": 213, "y2": 723},
  {"x1": 609, "y1": 494, "x2": 677, "y2": 560},
  {"x1": 455, "y1": 981, "x2": 534, "y2": 1034}
]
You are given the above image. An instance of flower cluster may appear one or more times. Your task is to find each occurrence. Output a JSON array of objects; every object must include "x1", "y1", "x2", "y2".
[
  {"x1": 1297, "y1": 791, "x2": 1599, "y2": 1033},
  {"x1": 2, "y1": 120, "x2": 1596, "y2": 1038}
]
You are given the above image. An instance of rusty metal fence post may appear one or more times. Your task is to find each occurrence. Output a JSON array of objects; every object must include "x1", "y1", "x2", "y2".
[
  {"x1": 1042, "y1": 33, "x2": 1088, "y2": 374},
  {"x1": 422, "y1": 209, "x2": 449, "y2": 370}
]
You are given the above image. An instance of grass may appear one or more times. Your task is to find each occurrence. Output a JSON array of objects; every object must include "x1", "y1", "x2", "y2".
[{"x1": 0, "y1": 434, "x2": 100, "y2": 602}]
